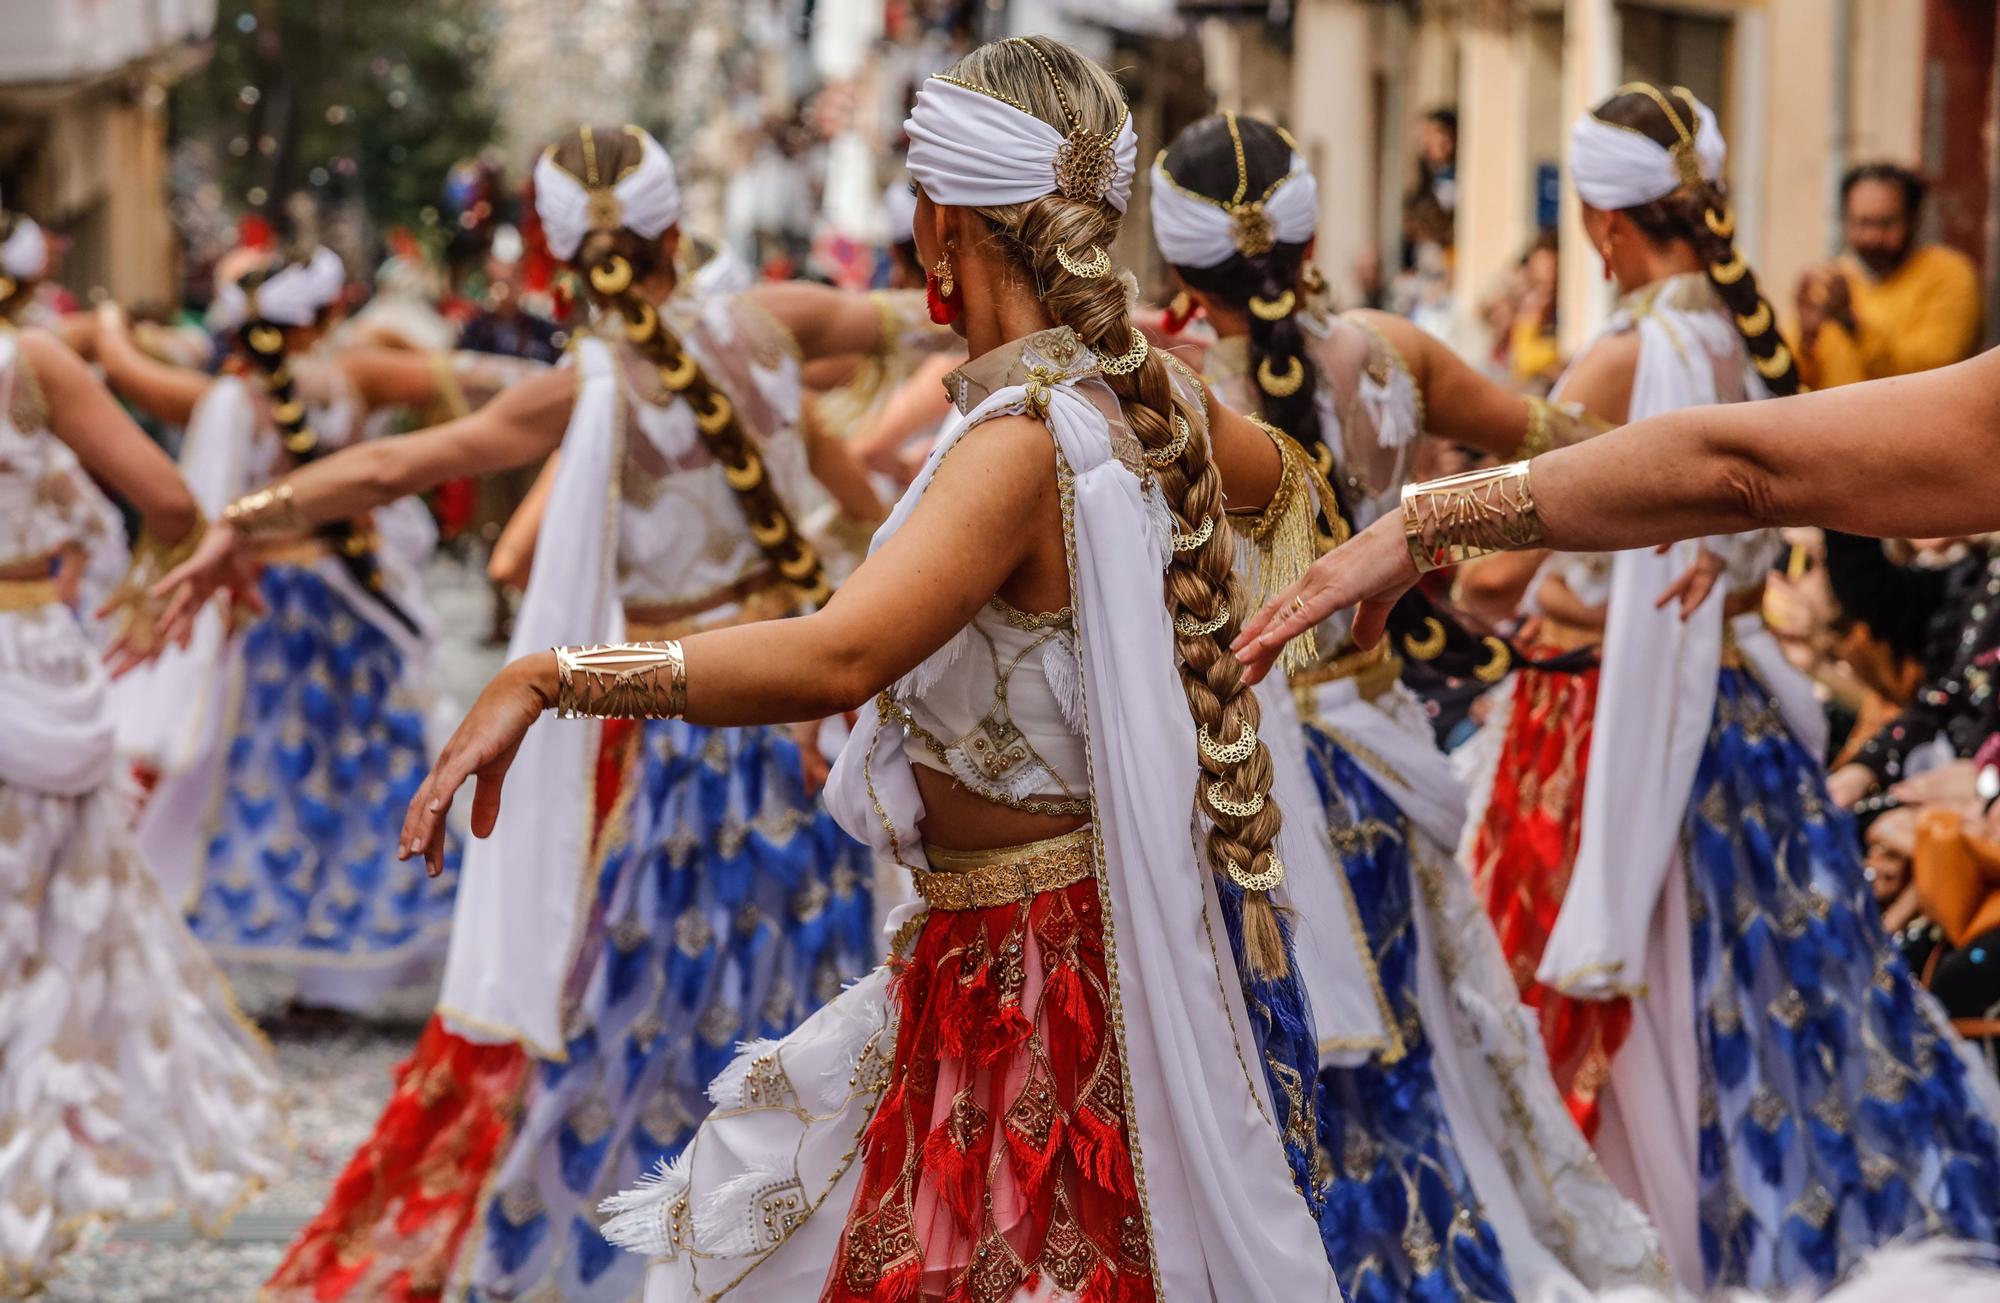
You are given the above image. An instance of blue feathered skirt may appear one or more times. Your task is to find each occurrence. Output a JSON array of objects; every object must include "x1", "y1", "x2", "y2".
[
  {"x1": 1684, "y1": 667, "x2": 2000, "y2": 1291},
  {"x1": 183, "y1": 563, "x2": 460, "y2": 1000},
  {"x1": 1217, "y1": 729, "x2": 1513, "y2": 1303},
  {"x1": 464, "y1": 715, "x2": 875, "y2": 1302}
]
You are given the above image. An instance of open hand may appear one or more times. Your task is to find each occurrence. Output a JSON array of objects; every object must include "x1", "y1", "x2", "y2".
[
  {"x1": 401, "y1": 652, "x2": 555, "y2": 876},
  {"x1": 1653, "y1": 543, "x2": 1725, "y2": 620},
  {"x1": 1233, "y1": 512, "x2": 1417, "y2": 685},
  {"x1": 147, "y1": 519, "x2": 265, "y2": 653}
]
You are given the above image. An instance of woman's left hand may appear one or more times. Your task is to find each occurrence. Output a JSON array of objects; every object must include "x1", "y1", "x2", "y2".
[
  {"x1": 401, "y1": 651, "x2": 555, "y2": 875},
  {"x1": 1234, "y1": 512, "x2": 1417, "y2": 685},
  {"x1": 1653, "y1": 543, "x2": 1726, "y2": 619}
]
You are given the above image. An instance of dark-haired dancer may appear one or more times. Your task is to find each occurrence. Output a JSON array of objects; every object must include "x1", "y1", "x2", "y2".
[
  {"x1": 94, "y1": 250, "x2": 476, "y2": 1012},
  {"x1": 1257, "y1": 84, "x2": 2000, "y2": 1293},
  {"x1": 151, "y1": 125, "x2": 930, "y2": 1301},
  {"x1": 1150, "y1": 112, "x2": 1660, "y2": 1302},
  {"x1": 0, "y1": 263, "x2": 285, "y2": 1291}
]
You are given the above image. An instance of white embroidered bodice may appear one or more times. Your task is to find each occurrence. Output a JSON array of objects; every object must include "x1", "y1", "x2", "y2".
[
  {"x1": 1204, "y1": 310, "x2": 1422, "y2": 654},
  {"x1": 0, "y1": 333, "x2": 65, "y2": 567},
  {"x1": 607, "y1": 295, "x2": 825, "y2": 609}
]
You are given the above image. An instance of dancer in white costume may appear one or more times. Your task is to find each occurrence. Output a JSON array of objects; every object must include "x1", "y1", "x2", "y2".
[
  {"x1": 1147, "y1": 111, "x2": 1661, "y2": 1302},
  {"x1": 0, "y1": 310, "x2": 284, "y2": 1292},
  {"x1": 407, "y1": 37, "x2": 1502, "y2": 1303}
]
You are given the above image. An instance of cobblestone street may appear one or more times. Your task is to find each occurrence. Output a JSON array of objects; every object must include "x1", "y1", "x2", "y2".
[{"x1": 44, "y1": 555, "x2": 505, "y2": 1301}]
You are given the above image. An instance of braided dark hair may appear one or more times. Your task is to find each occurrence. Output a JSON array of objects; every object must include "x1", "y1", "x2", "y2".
[
  {"x1": 548, "y1": 126, "x2": 829, "y2": 605},
  {"x1": 1592, "y1": 84, "x2": 1801, "y2": 396},
  {"x1": 233, "y1": 255, "x2": 421, "y2": 634}
]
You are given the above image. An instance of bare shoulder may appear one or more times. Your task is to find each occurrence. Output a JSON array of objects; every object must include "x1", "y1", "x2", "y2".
[
  {"x1": 15, "y1": 326, "x2": 85, "y2": 391},
  {"x1": 1555, "y1": 331, "x2": 1641, "y2": 426},
  {"x1": 927, "y1": 413, "x2": 1057, "y2": 512}
]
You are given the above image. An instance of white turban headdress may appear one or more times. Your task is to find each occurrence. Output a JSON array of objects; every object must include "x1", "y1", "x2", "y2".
[
  {"x1": 209, "y1": 244, "x2": 346, "y2": 332},
  {"x1": 1, "y1": 217, "x2": 47, "y2": 282},
  {"x1": 904, "y1": 67, "x2": 1139, "y2": 214},
  {"x1": 1569, "y1": 84, "x2": 1726, "y2": 210},
  {"x1": 1150, "y1": 118, "x2": 1319, "y2": 269},
  {"x1": 534, "y1": 125, "x2": 681, "y2": 261}
]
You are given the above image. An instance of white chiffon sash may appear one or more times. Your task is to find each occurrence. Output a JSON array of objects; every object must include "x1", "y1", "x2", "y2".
[
  {"x1": 438, "y1": 339, "x2": 624, "y2": 1056},
  {"x1": 0, "y1": 614, "x2": 114, "y2": 797}
]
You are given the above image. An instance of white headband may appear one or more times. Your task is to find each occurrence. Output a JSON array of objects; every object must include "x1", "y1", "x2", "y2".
[
  {"x1": 882, "y1": 180, "x2": 917, "y2": 244},
  {"x1": 1, "y1": 217, "x2": 47, "y2": 281},
  {"x1": 1570, "y1": 87, "x2": 1726, "y2": 210},
  {"x1": 209, "y1": 245, "x2": 346, "y2": 332},
  {"x1": 1150, "y1": 152, "x2": 1318, "y2": 269},
  {"x1": 904, "y1": 75, "x2": 1139, "y2": 214},
  {"x1": 534, "y1": 126, "x2": 681, "y2": 261}
]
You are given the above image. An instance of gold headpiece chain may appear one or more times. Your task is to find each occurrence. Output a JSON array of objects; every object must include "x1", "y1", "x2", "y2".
[{"x1": 1614, "y1": 82, "x2": 1705, "y2": 192}]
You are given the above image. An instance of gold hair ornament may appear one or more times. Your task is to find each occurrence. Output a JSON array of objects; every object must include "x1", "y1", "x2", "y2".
[
  {"x1": 590, "y1": 255, "x2": 635, "y2": 297},
  {"x1": 696, "y1": 392, "x2": 734, "y2": 436},
  {"x1": 1736, "y1": 301, "x2": 1773, "y2": 336},
  {"x1": 1198, "y1": 721, "x2": 1259, "y2": 765},
  {"x1": 1054, "y1": 243, "x2": 1110, "y2": 278},
  {"x1": 1223, "y1": 850, "x2": 1285, "y2": 893},
  {"x1": 283, "y1": 431, "x2": 317, "y2": 456},
  {"x1": 1710, "y1": 251, "x2": 1748, "y2": 285},
  {"x1": 1257, "y1": 354, "x2": 1304, "y2": 398},
  {"x1": 749, "y1": 512, "x2": 789, "y2": 547},
  {"x1": 1402, "y1": 616, "x2": 1447, "y2": 661},
  {"x1": 246, "y1": 325, "x2": 285, "y2": 357},
  {"x1": 1705, "y1": 205, "x2": 1735, "y2": 239},
  {"x1": 1248, "y1": 289, "x2": 1296, "y2": 321},
  {"x1": 554, "y1": 641, "x2": 686, "y2": 719},
  {"x1": 272, "y1": 399, "x2": 305, "y2": 426},
  {"x1": 1752, "y1": 343, "x2": 1794, "y2": 381},
  {"x1": 1007, "y1": 35, "x2": 1128, "y2": 207},
  {"x1": 1402, "y1": 462, "x2": 1543, "y2": 574},
  {"x1": 778, "y1": 543, "x2": 821, "y2": 582},
  {"x1": 625, "y1": 300, "x2": 659, "y2": 344},
  {"x1": 1473, "y1": 636, "x2": 1512, "y2": 684},
  {"x1": 1144, "y1": 412, "x2": 1192, "y2": 467},
  {"x1": 720, "y1": 449, "x2": 763, "y2": 491},
  {"x1": 1205, "y1": 783, "x2": 1266, "y2": 819},
  {"x1": 1097, "y1": 327, "x2": 1150, "y2": 377},
  {"x1": 1175, "y1": 608, "x2": 1229, "y2": 638},
  {"x1": 1171, "y1": 515, "x2": 1215, "y2": 553},
  {"x1": 658, "y1": 350, "x2": 698, "y2": 391}
]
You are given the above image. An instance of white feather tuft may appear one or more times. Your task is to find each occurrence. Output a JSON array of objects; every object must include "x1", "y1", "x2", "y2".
[
  {"x1": 704, "y1": 1037, "x2": 785, "y2": 1109},
  {"x1": 1042, "y1": 638, "x2": 1085, "y2": 732},
  {"x1": 598, "y1": 1150, "x2": 693, "y2": 1257}
]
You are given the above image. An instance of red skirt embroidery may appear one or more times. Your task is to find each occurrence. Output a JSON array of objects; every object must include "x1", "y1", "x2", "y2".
[
  {"x1": 825, "y1": 874, "x2": 1155, "y2": 1303},
  {"x1": 1468, "y1": 662, "x2": 1629, "y2": 1138}
]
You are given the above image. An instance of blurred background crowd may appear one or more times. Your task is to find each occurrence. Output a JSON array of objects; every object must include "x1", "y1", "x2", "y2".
[{"x1": 10, "y1": 0, "x2": 2000, "y2": 1230}]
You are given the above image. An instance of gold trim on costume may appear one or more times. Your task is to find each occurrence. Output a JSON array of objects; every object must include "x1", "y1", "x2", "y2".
[
  {"x1": 914, "y1": 826, "x2": 1096, "y2": 910},
  {"x1": 0, "y1": 576, "x2": 58, "y2": 611}
]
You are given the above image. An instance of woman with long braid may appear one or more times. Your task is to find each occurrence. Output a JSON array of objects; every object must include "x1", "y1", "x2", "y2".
[
  {"x1": 398, "y1": 39, "x2": 1411, "y2": 1303},
  {"x1": 1257, "y1": 84, "x2": 2000, "y2": 1293},
  {"x1": 91, "y1": 249, "x2": 481, "y2": 1013},
  {"x1": 1149, "y1": 112, "x2": 1661, "y2": 1301},
  {"x1": 0, "y1": 269, "x2": 284, "y2": 1291},
  {"x1": 149, "y1": 126, "x2": 941, "y2": 1300}
]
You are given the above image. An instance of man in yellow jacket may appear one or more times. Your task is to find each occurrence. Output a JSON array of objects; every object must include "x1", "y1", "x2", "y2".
[{"x1": 1796, "y1": 163, "x2": 1983, "y2": 389}]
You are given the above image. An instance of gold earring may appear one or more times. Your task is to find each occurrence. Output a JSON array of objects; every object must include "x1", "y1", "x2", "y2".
[{"x1": 932, "y1": 253, "x2": 954, "y2": 298}]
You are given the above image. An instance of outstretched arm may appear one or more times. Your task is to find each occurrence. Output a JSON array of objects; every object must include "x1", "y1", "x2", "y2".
[
  {"x1": 1235, "y1": 347, "x2": 2000, "y2": 680},
  {"x1": 402, "y1": 414, "x2": 1057, "y2": 864},
  {"x1": 26, "y1": 330, "x2": 197, "y2": 539},
  {"x1": 94, "y1": 305, "x2": 212, "y2": 428}
]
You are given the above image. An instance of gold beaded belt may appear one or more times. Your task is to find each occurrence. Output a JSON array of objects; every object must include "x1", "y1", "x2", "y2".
[
  {"x1": 624, "y1": 570, "x2": 800, "y2": 641},
  {"x1": 0, "y1": 576, "x2": 58, "y2": 612},
  {"x1": 1290, "y1": 638, "x2": 1402, "y2": 704},
  {"x1": 913, "y1": 826, "x2": 1096, "y2": 910}
]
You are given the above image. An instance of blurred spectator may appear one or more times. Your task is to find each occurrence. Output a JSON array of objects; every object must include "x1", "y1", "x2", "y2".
[
  {"x1": 1480, "y1": 230, "x2": 1562, "y2": 391},
  {"x1": 1901, "y1": 783, "x2": 2000, "y2": 1040},
  {"x1": 1796, "y1": 163, "x2": 1982, "y2": 389},
  {"x1": 1403, "y1": 107, "x2": 1457, "y2": 260}
]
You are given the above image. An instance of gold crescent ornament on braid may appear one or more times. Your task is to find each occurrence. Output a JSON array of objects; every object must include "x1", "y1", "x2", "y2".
[
  {"x1": 1171, "y1": 515, "x2": 1215, "y2": 553},
  {"x1": 695, "y1": 391, "x2": 734, "y2": 435},
  {"x1": 1054, "y1": 243, "x2": 1111, "y2": 279},
  {"x1": 1402, "y1": 615, "x2": 1447, "y2": 660},
  {"x1": 1736, "y1": 301, "x2": 1773, "y2": 336},
  {"x1": 1144, "y1": 412, "x2": 1193, "y2": 467},
  {"x1": 283, "y1": 431, "x2": 318, "y2": 456},
  {"x1": 1710, "y1": 250, "x2": 1749, "y2": 285},
  {"x1": 720, "y1": 449, "x2": 764, "y2": 491},
  {"x1": 1753, "y1": 343, "x2": 1794, "y2": 381},
  {"x1": 1174, "y1": 608, "x2": 1229, "y2": 638},
  {"x1": 1224, "y1": 850, "x2": 1285, "y2": 893},
  {"x1": 778, "y1": 543, "x2": 821, "y2": 582},
  {"x1": 1248, "y1": 289, "x2": 1296, "y2": 322},
  {"x1": 657, "y1": 350, "x2": 698, "y2": 392},
  {"x1": 1097, "y1": 326, "x2": 1150, "y2": 377},
  {"x1": 749, "y1": 511, "x2": 790, "y2": 547},
  {"x1": 1205, "y1": 783, "x2": 1266, "y2": 819},
  {"x1": 1256, "y1": 354, "x2": 1305, "y2": 398},
  {"x1": 246, "y1": 325, "x2": 285, "y2": 357},
  {"x1": 1473, "y1": 636, "x2": 1512, "y2": 684},
  {"x1": 1705, "y1": 205, "x2": 1736, "y2": 239},
  {"x1": 625, "y1": 300, "x2": 660, "y2": 344},
  {"x1": 272, "y1": 399, "x2": 305, "y2": 426},
  {"x1": 1197, "y1": 721, "x2": 1259, "y2": 765},
  {"x1": 590, "y1": 255, "x2": 635, "y2": 297}
]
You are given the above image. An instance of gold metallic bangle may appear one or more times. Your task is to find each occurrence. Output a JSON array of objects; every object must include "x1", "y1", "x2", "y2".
[
  {"x1": 1401, "y1": 462, "x2": 1543, "y2": 575},
  {"x1": 223, "y1": 482, "x2": 308, "y2": 538},
  {"x1": 552, "y1": 640, "x2": 687, "y2": 719},
  {"x1": 1512, "y1": 397, "x2": 1556, "y2": 462},
  {"x1": 101, "y1": 511, "x2": 210, "y2": 655}
]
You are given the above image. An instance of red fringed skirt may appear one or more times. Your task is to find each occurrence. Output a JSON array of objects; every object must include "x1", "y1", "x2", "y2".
[
  {"x1": 826, "y1": 829, "x2": 1155, "y2": 1303},
  {"x1": 1467, "y1": 658, "x2": 1630, "y2": 1138}
]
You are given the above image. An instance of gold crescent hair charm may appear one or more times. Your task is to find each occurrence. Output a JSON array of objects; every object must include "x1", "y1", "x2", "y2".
[
  {"x1": 1473, "y1": 636, "x2": 1512, "y2": 684},
  {"x1": 1144, "y1": 412, "x2": 1192, "y2": 467},
  {"x1": 1752, "y1": 343, "x2": 1794, "y2": 381},
  {"x1": 1054, "y1": 243, "x2": 1111, "y2": 278},
  {"x1": 1098, "y1": 327, "x2": 1150, "y2": 377},
  {"x1": 749, "y1": 512, "x2": 790, "y2": 547},
  {"x1": 1710, "y1": 251, "x2": 1748, "y2": 285},
  {"x1": 246, "y1": 325, "x2": 286, "y2": 357},
  {"x1": 283, "y1": 431, "x2": 318, "y2": 456},
  {"x1": 778, "y1": 543, "x2": 821, "y2": 582},
  {"x1": 1224, "y1": 850, "x2": 1285, "y2": 892},
  {"x1": 1248, "y1": 289, "x2": 1296, "y2": 321},
  {"x1": 625, "y1": 300, "x2": 659, "y2": 344},
  {"x1": 589, "y1": 255, "x2": 635, "y2": 297},
  {"x1": 720, "y1": 449, "x2": 763, "y2": 491},
  {"x1": 272, "y1": 400, "x2": 305, "y2": 426},
  {"x1": 1256, "y1": 354, "x2": 1305, "y2": 398},
  {"x1": 657, "y1": 350, "x2": 698, "y2": 392},
  {"x1": 1736, "y1": 301, "x2": 1772, "y2": 336},
  {"x1": 1704, "y1": 205, "x2": 1735, "y2": 239},
  {"x1": 1402, "y1": 616, "x2": 1447, "y2": 660},
  {"x1": 695, "y1": 392, "x2": 734, "y2": 435}
]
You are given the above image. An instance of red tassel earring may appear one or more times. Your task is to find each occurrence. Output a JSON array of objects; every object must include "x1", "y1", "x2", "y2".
[
  {"x1": 926, "y1": 252, "x2": 958, "y2": 325},
  {"x1": 1162, "y1": 291, "x2": 1198, "y2": 336}
]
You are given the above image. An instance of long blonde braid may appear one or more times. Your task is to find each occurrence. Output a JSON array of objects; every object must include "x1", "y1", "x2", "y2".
[{"x1": 954, "y1": 37, "x2": 1290, "y2": 976}]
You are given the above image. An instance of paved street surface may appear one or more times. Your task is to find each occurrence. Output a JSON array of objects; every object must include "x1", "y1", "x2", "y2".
[{"x1": 45, "y1": 553, "x2": 505, "y2": 1301}]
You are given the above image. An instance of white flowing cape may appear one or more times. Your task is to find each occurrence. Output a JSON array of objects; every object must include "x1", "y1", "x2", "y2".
[{"x1": 612, "y1": 359, "x2": 1358, "y2": 1300}]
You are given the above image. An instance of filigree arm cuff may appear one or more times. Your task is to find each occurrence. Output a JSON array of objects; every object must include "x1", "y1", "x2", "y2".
[
  {"x1": 1402, "y1": 462, "x2": 1543, "y2": 574},
  {"x1": 223, "y1": 482, "x2": 309, "y2": 538},
  {"x1": 553, "y1": 641, "x2": 687, "y2": 719},
  {"x1": 1512, "y1": 396, "x2": 1609, "y2": 462},
  {"x1": 103, "y1": 512, "x2": 209, "y2": 653}
]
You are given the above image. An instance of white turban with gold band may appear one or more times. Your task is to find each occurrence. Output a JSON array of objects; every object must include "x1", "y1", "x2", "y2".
[
  {"x1": 533, "y1": 126, "x2": 681, "y2": 261},
  {"x1": 1149, "y1": 151, "x2": 1319, "y2": 269},
  {"x1": 208, "y1": 245, "x2": 346, "y2": 331},
  {"x1": 1569, "y1": 86, "x2": 1726, "y2": 210},
  {"x1": 903, "y1": 75, "x2": 1139, "y2": 213}
]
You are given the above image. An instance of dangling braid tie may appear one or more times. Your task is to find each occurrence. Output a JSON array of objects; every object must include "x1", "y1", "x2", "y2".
[
  {"x1": 583, "y1": 247, "x2": 830, "y2": 606},
  {"x1": 238, "y1": 304, "x2": 421, "y2": 634}
]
